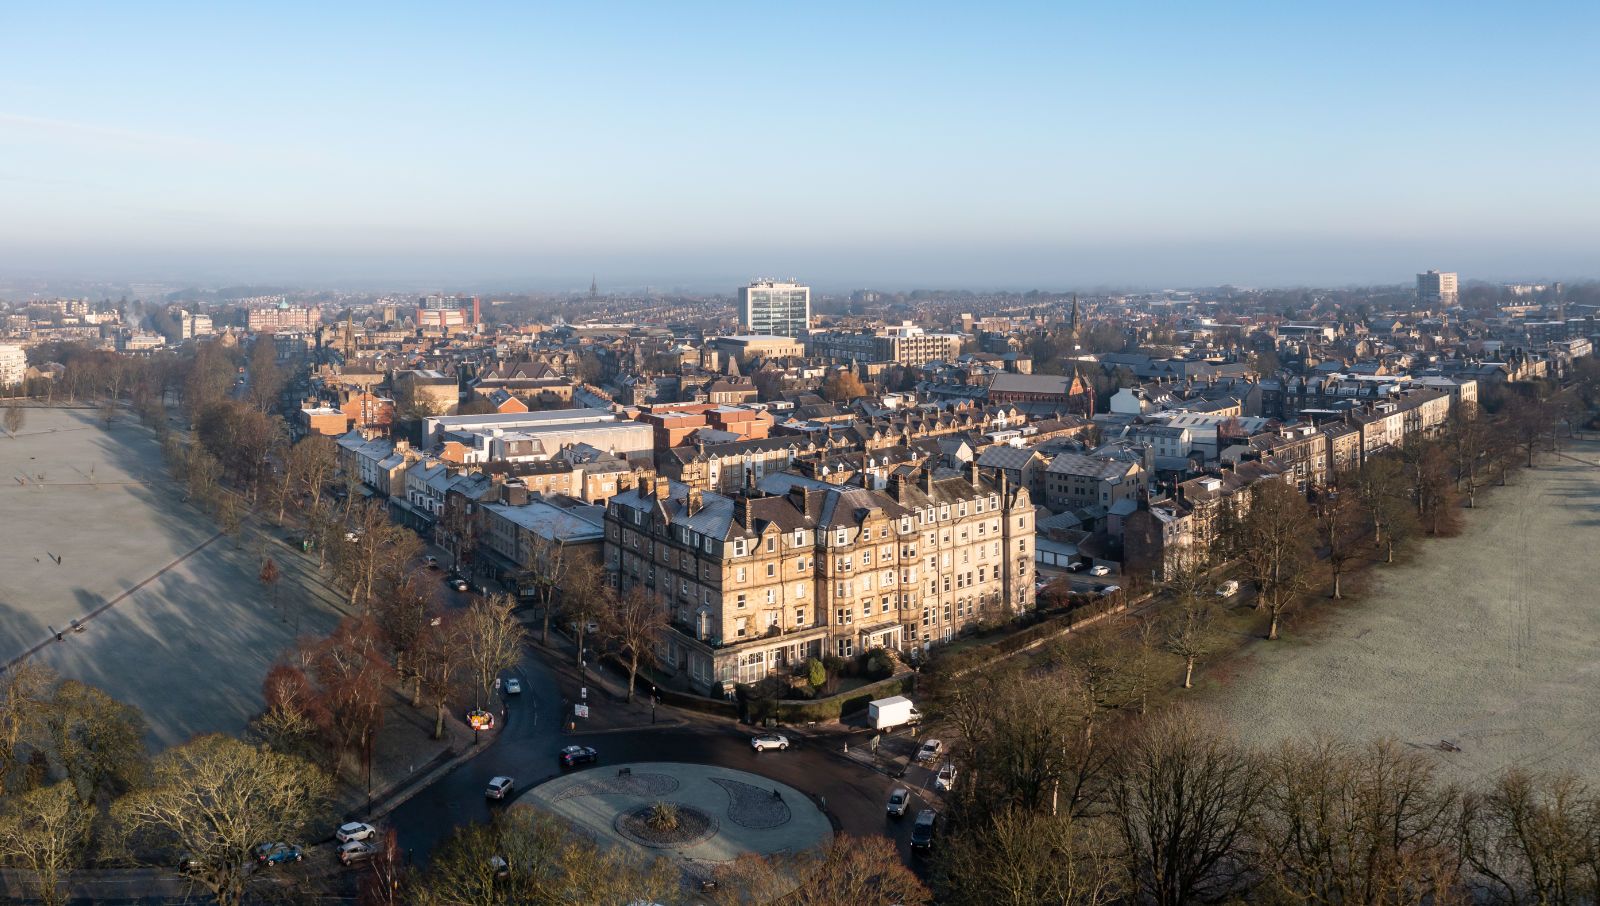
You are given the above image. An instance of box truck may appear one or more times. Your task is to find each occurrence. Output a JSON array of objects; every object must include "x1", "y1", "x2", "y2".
[{"x1": 868, "y1": 695, "x2": 922, "y2": 730}]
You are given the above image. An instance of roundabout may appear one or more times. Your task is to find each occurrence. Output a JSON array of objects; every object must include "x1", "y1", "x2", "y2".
[{"x1": 519, "y1": 761, "x2": 832, "y2": 872}]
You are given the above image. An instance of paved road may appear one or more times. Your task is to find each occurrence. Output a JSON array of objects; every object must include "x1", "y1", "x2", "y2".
[{"x1": 385, "y1": 651, "x2": 929, "y2": 871}]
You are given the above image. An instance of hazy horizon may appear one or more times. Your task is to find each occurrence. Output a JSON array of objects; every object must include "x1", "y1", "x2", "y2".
[{"x1": 4, "y1": 3, "x2": 1598, "y2": 290}]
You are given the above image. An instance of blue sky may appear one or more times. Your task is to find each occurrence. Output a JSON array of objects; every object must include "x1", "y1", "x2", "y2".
[{"x1": 2, "y1": 2, "x2": 1597, "y2": 289}]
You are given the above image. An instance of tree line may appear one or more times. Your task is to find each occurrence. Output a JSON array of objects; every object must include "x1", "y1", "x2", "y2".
[{"x1": 925, "y1": 661, "x2": 1600, "y2": 906}]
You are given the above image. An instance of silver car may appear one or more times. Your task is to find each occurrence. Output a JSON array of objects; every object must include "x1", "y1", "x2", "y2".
[{"x1": 338, "y1": 840, "x2": 380, "y2": 866}]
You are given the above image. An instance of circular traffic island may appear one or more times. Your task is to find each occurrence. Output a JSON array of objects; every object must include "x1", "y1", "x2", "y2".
[
  {"x1": 519, "y1": 762, "x2": 831, "y2": 880},
  {"x1": 615, "y1": 801, "x2": 718, "y2": 848}
]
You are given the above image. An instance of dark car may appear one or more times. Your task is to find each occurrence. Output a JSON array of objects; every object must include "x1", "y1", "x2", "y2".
[
  {"x1": 559, "y1": 745, "x2": 598, "y2": 769},
  {"x1": 255, "y1": 842, "x2": 303, "y2": 865},
  {"x1": 910, "y1": 809, "x2": 938, "y2": 851}
]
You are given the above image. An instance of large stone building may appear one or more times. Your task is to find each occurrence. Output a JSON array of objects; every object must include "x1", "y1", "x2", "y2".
[{"x1": 605, "y1": 465, "x2": 1035, "y2": 695}]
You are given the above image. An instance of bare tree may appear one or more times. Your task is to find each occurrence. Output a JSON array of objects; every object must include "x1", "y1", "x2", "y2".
[
  {"x1": 112, "y1": 734, "x2": 330, "y2": 906},
  {"x1": 412, "y1": 808, "x2": 675, "y2": 906},
  {"x1": 42, "y1": 680, "x2": 149, "y2": 806},
  {"x1": 1112, "y1": 710, "x2": 1263, "y2": 906},
  {"x1": 1164, "y1": 594, "x2": 1218, "y2": 690},
  {"x1": 415, "y1": 617, "x2": 471, "y2": 740},
  {"x1": 526, "y1": 534, "x2": 571, "y2": 646},
  {"x1": 1316, "y1": 485, "x2": 1364, "y2": 599},
  {"x1": 561, "y1": 560, "x2": 608, "y2": 668},
  {"x1": 939, "y1": 807, "x2": 1120, "y2": 906},
  {"x1": 1356, "y1": 456, "x2": 1415, "y2": 563},
  {"x1": 2, "y1": 398, "x2": 23, "y2": 438},
  {"x1": 305, "y1": 616, "x2": 394, "y2": 779},
  {"x1": 0, "y1": 782, "x2": 90, "y2": 906},
  {"x1": 459, "y1": 595, "x2": 527, "y2": 709},
  {"x1": 1239, "y1": 480, "x2": 1317, "y2": 640},
  {"x1": 359, "y1": 828, "x2": 409, "y2": 906},
  {"x1": 1463, "y1": 769, "x2": 1600, "y2": 906},
  {"x1": 600, "y1": 586, "x2": 668, "y2": 702},
  {"x1": 711, "y1": 833, "x2": 931, "y2": 906},
  {"x1": 0, "y1": 662, "x2": 55, "y2": 797},
  {"x1": 371, "y1": 575, "x2": 433, "y2": 692},
  {"x1": 1258, "y1": 738, "x2": 1468, "y2": 905}
]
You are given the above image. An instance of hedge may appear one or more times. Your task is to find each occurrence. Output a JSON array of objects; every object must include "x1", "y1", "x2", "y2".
[{"x1": 775, "y1": 673, "x2": 917, "y2": 723}]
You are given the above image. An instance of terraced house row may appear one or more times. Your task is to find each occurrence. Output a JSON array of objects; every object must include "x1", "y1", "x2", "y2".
[{"x1": 605, "y1": 464, "x2": 1035, "y2": 696}]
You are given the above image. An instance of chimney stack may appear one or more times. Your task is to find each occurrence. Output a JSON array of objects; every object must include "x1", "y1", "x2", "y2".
[
  {"x1": 734, "y1": 495, "x2": 753, "y2": 529},
  {"x1": 687, "y1": 489, "x2": 703, "y2": 516}
]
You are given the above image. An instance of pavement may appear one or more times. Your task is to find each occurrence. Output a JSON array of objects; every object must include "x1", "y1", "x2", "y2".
[{"x1": 523, "y1": 761, "x2": 831, "y2": 874}]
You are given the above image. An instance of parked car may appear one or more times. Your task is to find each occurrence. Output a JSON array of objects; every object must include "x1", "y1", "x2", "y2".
[
  {"x1": 916, "y1": 739, "x2": 943, "y2": 763},
  {"x1": 503, "y1": 677, "x2": 522, "y2": 695},
  {"x1": 335, "y1": 822, "x2": 376, "y2": 844},
  {"x1": 425, "y1": 555, "x2": 439, "y2": 569},
  {"x1": 1089, "y1": 564, "x2": 1111, "y2": 577},
  {"x1": 1066, "y1": 561, "x2": 1084, "y2": 572},
  {"x1": 255, "y1": 842, "x2": 303, "y2": 865},
  {"x1": 935, "y1": 763, "x2": 958, "y2": 791},
  {"x1": 886, "y1": 787, "x2": 911, "y2": 818},
  {"x1": 338, "y1": 840, "x2": 380, "y2": 866},
  {"x1": 344, "y1": 532, "x2": 361, "y2": 543},
  {"x1": 559, "y1": 745, "x2": 598, "y2": 769},
  {"x1": 910, "y1": 809, "x2": 939, "y2": 851},
  {"x1": 1101, "y1": 585, "x2": 1121, "y2": 596},
  {"x1": 485, "y1": 776, "x2": 514, "y2": 800},
  {"x1": 450, "y1": 577, "x2": 469, "y2": 592},
  {"x1": 751, "y1": 733, "x2": 790, "y2": 752},
  {"x1": 1216, "y1": 580, "x2": 1239, "y2": 598}
]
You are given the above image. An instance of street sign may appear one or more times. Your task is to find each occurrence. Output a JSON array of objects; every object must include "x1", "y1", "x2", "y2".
[{"x1": 574, "y1": 703, "x2": 590, "y2": 719}]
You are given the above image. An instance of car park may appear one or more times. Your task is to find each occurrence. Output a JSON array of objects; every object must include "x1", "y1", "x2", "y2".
[
  {"x1": 559, "y1": 745, "x2": 598, "y2": 768},
  {"x1": 338, "y1": 840, "x2": 381, "y2": 866},
  {"x1": 935, "y1": 763, "x2": 958, "y2": 791},
  {"x1": 335, "y1": 822, "x2": 376, "y2": 843},
  {"x1": 886, "y1": 787, "x2": 911, "y2": 817},
  {"x1": 916, "y1": 739, "x2": 943, "y2": 763},
  {"x1": 503, "y1": 677, "x2": 522, "y2": 695},
  {"x1": 910, "y1": 809, "x2": 939, "y2": 851},
  {"x1": 486, "y1": 776, "x2": 514, "y2": 800},
  {"x1": 255, "y1": 842, "x2": 303, "y2": 865},
  {"x1": 751, "y1": 733, "x2": 790, "y2": 752}
]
